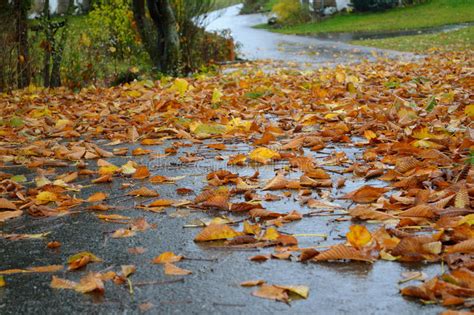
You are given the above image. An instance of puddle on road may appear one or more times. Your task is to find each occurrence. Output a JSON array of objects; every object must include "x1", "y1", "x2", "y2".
[{"x1": 310, "y1": 22, "x2": 474, "y2": 42}]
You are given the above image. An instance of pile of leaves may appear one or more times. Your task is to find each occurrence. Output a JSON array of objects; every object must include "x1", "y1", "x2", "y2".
[{"x1": 0, "y1": 51, "x2": 473, "y2": 310}]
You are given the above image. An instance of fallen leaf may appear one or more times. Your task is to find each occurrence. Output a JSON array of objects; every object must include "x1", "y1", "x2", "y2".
[
  {"x1": 240, "y1": 280, "x2": 265, "y2": 287},
  {"x1": 163, "y1": 263, "x2": 192, "y2": 276},
  {"x1": 343, "y1": 185, "x2": 389, "y2": 203},
  {"x1": 87, "y1": 192, "x2": 108, "y2": 202},
  {"x1": 346, "y1": 225, "x2": 372, "y2": 249},
  {"x1": 194, "y1": 224, "x2": 239, "y2": 242},
  {"x1": 50, "y1": 276, "x2": 78, "y2": 290},
  {"x1": 252, "y1": 284, "x2": 288, "y2": 302},
  {"x1": 152, "y1": 252, "x2": 183, "y2": 264},
  {"x1": 127, "y1": 187, "x2": 159, "y2": 197},
  {"x1": 249, "y1": 147, "x2": 281, "y2": 164}
]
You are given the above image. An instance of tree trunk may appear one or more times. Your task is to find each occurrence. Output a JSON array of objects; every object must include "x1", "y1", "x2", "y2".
[
  {"x1": 15, "y1": 0, "x2": 31, "y2": 89},
  {"x1": 132, "y1": 0, "x2": 161, "y2": 69},
  {"x1": 133, "y1": 0, "x2": 181, "y2": 75},
  {"x1": 42, "y1": 0, "x2": 51, "y2": 87}
]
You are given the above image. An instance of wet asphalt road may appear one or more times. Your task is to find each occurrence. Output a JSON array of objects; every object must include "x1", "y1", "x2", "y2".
[
  {"x1": 1, "y1": 138, "x2": 444, "y2": 314},
  {"x1": 1, "y1": 5, "x2": 441, "y2": 315},
  {"x1": 206, "y1": 5, "x2": 415, "y2": 68}
]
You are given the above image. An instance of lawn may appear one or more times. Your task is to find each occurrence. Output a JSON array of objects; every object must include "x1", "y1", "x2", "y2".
[
  {"x1": 258, "y1": 0, "x2": 474, "y2": 34},
  {"x1": 351, "y1": 25, "x2": 474, "y2": 53},
  {"x1": 213, "y1": 0, "x2": 243, "y2": 10}
]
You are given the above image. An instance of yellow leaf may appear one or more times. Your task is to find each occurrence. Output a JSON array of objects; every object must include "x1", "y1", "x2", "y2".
[
  {"x1": 0, "y1": 276, "x2": 5, "y2": 287},
  {"x1": 249, "y1": 147, "x2": 281, "y2": 164},
  {"x1": 211, "y1": 88, "x2": 223, "y2": 104},
  {"x1": 261, "y1": 227, "x2": 279, "y2": 241},
  {"x1": 275, "y1": 285, "x2": 309, "y2": 299},
  {"x1": 243, "y1": 221, "x2": 261, "y2": 235},
  {"x1": 465, "y1": 104, "x2": 474, "y2": 118},
  {"x1": 99, "y1": 165, "x2": 119, "y2": 175},
  {"x1": 121, "y1": 161, "x2": 137, "y2": 175},
  {"x1": 364, "y1": 130, "x2": 377, "y2": 141},
  {"x1": 172, "y1": 78, "x2": 189, "y2": 97},
  {"x1": 346, "y1": 225, "x2": 372, "y2": 249},
  {"x1": 36, "y1": 191, "x2": 58, "y2": 204},
  {"x1": 458, "y1": 214, "x2": 474, "y2": 226}
]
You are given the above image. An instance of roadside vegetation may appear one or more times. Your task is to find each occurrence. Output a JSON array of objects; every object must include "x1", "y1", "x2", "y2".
[
  {"x1": 259, "y1": 0, "x2": 474, "y2": 34},
  {"x1": 1, "y1": 0, "x2": 236, "y2": 92}
]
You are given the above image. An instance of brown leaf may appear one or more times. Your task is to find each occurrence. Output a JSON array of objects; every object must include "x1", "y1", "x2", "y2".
[
  {"x1": 314, "y1": 244, "x2": 375, "y2": 262},
  {"x1": 0, "y1": 210, "x2": 22, "y2": 222},
  {"x1": 299, "y1": 248, "x2": 320, "y2": 262},
  {"x1": 262, "y1": 174, "x2": 288, "y2": 190},
  {"x1": 75, "y1": 272, "x2": 105, "y2": 294},
  {"x1": 349, "y1": 206, "x2": 395, "y2": 221},
  {"x1": 0, "y1": 198, "x2": 17, "y2": 210},
  {"x1": 127, "y1": 187, "x2": 159, "y2": 197},
  {"x1": 343, "y1": 185, "x2": 389, "y2": 203}
]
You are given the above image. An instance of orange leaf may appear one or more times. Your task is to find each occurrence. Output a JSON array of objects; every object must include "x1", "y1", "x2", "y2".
[
  {"x1": 148, "y1": 199, "x2": 174, "y2": 207},
  {"x1": 194, "y1": 224, "x2": 239, "y2": 242},
  {"x1": 132, "y1": 166, "x2": 150, "y2": 179},
  {"x1": 87, "y1": 192, "x2": 108, "y2": 202},
  {"x1": 240, "y1": 279, "x2": 265, "y2": 287},
  {"x1": 127, "y1": 187, "x2": 159, "y2": 197},
  {"x1": 252, "y1": 284, "x2": 288, "y2": 302},
  {"x1": 163, "y1": 263, "x2": 192, "y2": 276},
  {"x1": 50, "y1": 276, "x2": 78, "y2": 289},
  {"x1": 75, "y1": 273, "x2": 105, "y2": 294},
  {"x1": 0, "y1": 198, "x2": 17, "y2": 210},
  {"x1": 152, "y1": 252, "x2": 183, "y2": 264}
]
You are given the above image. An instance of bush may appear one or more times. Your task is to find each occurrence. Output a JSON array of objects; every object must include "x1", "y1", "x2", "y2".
[
  {"x1": 272, "y1": 0, "x2": 310, "y2": 24},
  {"x1": 351, "y1": 0, "x2": 398, "y2": 12},
  {"x1": 241, "y1": 0, "x2": 268, "y2": 14}
]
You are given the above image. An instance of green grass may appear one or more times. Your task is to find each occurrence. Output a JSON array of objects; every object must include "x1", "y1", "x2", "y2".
[
  {"x1": 350, "y1": 25, "x2": 474, "y2": 53},
  {"x1": 264, "y1": 0, "x2": 279, "y2": 11},
  {"x1": 213, "y1": 0, "x2": 242, "y2": 10},
  {"x1": 258, "y1": 0, "x2": 474, "y2": 34}
]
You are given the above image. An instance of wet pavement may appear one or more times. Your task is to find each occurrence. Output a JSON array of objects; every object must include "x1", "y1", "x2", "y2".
[
  {"x1": 206, "y1": 5, "x2": 415, "y2": 68},
  {"x1": 1, "y1": 137, "x2": 444, "y2": 314},
  {"x1": 0, "y1": 5, "x2": 446, "y2": 315}
]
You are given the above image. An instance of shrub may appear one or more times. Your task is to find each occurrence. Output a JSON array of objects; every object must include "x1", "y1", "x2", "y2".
[
  {"x1": 272, "y1": 0, "x2": 310, "y2": 24},
  {"x1": 351, "y1": 0, "x2": 398, "y2": 12}
]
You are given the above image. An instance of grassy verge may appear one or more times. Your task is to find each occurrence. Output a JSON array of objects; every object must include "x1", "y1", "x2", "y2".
[
  {"x1": 350, "y1": 26, "x2": 474, "y2": 53},
  {"x1": 213, "y1": 0, "x2": 243, "y2": 10},
  {"x1": 258, "y1": 0, "x2": 474, "y2": 34}
]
